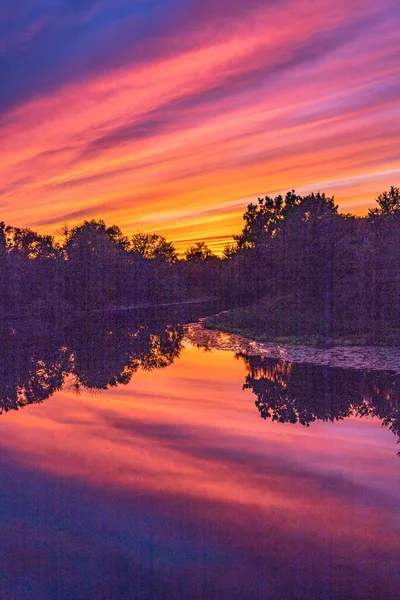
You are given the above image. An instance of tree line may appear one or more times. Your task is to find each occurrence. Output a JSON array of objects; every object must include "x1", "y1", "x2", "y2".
[
  {"x1": 0, "y1": 220, "x2": 223, "y2": 319},
  {"x1": 0, "y1": 185, "x2": 399, "y2": 341}
]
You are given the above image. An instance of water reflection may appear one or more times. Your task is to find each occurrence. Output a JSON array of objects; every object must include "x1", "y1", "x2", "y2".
[
  {"x1": 1, "y1": 316, "x2": 400, "y2": 452},
  {"x1": 0, "y1": 332, "x2": 399, "y2": 599},
  {"x1": 240, "y1": 354, "x2": 400, "y2": 452},
  {"x1": 0, "y1": 314, "x2": 400, "y2": 452},
  {"x1": 0, "y1": 316, "x2": 183, "y2": 412}
]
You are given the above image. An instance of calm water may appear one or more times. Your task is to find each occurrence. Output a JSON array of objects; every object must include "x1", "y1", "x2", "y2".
[{"x1": 0, "y1": 316, "x2": 399, "y2": 599}]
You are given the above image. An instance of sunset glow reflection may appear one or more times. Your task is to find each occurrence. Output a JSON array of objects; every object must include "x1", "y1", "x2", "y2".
[{"x1": 0, "y1": 345, "x2": 398, "y2": 598}]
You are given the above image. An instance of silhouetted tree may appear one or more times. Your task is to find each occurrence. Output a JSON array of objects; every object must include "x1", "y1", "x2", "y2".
[
  {"x1": 5, "y1": 226, "x2": 61, "y2": 260},
  {"x1": 184, "y1": 241, "x2": 216, "y2": 261},
  {"x1": 233, "y1": 191, "x2": 301, "y2": 250},
  {"x1": 130, "y1": 232, "x2": 177, "y2": 263},
  {"x1": 62, "y1": 220, "x2": 130, "y2": 310},
  {"x1": 368, "y1": 186, "x2": 400, "y2": 217},
  {"x1": 222, "y1": 242, "x2": 239, "y2": 259},
  {"x1": 365, "y1": 188, "x2": 400, "y2": 335}
]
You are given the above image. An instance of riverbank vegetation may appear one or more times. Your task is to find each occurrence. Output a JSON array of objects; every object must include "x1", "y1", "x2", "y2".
[
  {"x1": 208, "y1": 186, "x2": 400, "y2": 345},
  {"x1": 1, "y1": 186, "x2": 399, "y2": 344}
]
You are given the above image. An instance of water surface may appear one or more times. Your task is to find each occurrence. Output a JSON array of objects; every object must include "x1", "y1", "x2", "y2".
[{"x1": 0, "y1": 317, "x2": 399, "y2": 599}]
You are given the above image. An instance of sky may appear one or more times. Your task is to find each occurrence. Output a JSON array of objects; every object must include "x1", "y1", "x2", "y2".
[{"x1": 1, "y1": 0, "x2": 400, "y2": 253}]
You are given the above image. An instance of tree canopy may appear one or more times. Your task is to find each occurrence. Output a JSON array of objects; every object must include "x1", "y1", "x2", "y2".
[
  {"x1": 130, "y1": 232, "x2": 178, "y2": 263},
  {"x1": 184, "y1": 241, "x2": 216, "y2": 261},
  {"x1": 232, "y1": 191, "x2": 337, "y2": 251},
  {"x1": 368, "y1": 186, "x2": 400, "y2": 217}
]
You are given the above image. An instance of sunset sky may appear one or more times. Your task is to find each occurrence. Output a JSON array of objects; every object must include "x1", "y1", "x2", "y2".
[{"x1": 1, "y1": 0, "x2": 399, "y2": 253}]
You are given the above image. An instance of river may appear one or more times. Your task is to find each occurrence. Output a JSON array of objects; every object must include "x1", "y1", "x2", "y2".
[{"x1": 0, "y1": 315, "x2": 399, "y2": 599}]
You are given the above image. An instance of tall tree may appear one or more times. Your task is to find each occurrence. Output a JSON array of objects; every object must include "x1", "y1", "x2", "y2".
[
  {"x1": 233, "y1": 191, "x2": 302, "y2": 250},
  {"x1": 63, "y1": 220, "x2": 128, "y2": 310}
]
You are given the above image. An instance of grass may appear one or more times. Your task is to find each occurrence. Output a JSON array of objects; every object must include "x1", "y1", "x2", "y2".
[{"x1": 203, "y1": 295, "x2": 400, "y2": 347}]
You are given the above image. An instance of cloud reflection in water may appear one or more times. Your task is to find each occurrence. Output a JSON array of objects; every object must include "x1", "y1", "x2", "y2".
[{"x1": 0, "y1": 320, "x2": 399, "y2": 598}]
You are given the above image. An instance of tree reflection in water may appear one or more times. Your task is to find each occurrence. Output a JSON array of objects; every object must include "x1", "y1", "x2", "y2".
[
  {"x1": 1, "y1": 318, "x2": 400, "y2": 454},
  {"x1": 239, "y1": 354, "x2": 400, "y2": 452},
  {"x1": 0, "y1": 315, "x2": 183, "y2": 413}
]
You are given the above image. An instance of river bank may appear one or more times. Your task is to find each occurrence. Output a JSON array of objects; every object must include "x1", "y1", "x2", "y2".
[
  {"x1": 202, "y1": 295, "x2": 400, "y2": 348},
  {"x1": 185, "y1": 322, "x2": 400, "y2": 373}
]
